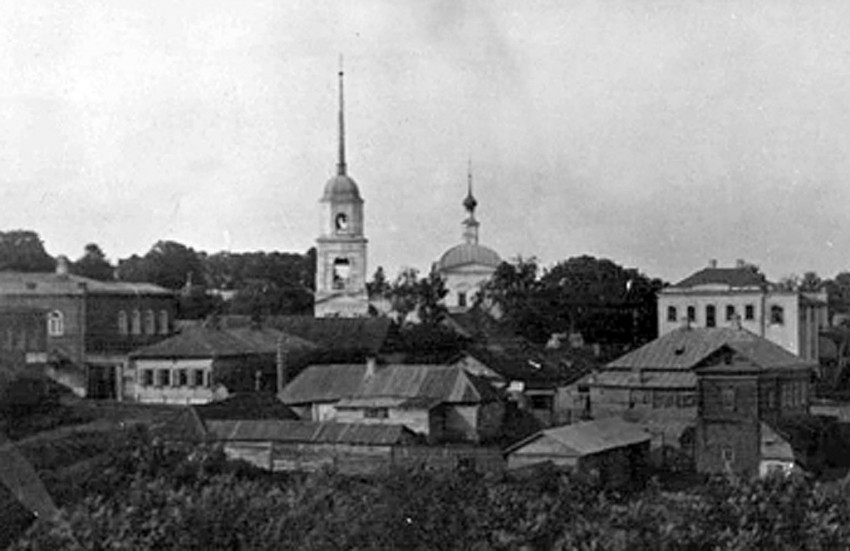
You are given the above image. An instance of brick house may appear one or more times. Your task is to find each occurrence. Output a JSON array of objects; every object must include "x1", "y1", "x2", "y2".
[
  {"x1": 694, "y1": 338, "x2": 817, "y2": 476},
  {"x1": 0, "y1": 261, "x2": 176, "y2": 398}
]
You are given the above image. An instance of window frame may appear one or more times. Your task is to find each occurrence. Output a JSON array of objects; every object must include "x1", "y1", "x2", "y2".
[
  {"x1": 706, "y1": 304, "x2": 717, "y2": 327},
  {"x1": 667, "y1": 305, "x2": 677, "y2": 322},
  {"x1": 745, "y1": 304, "x2": 755, "y2": 321},
  {"x1": 47, "y1": 310, "x2": 64, "y2": 337},
  {"x1": 117, "y1": 310, "x2": 129, "y2": 336}
]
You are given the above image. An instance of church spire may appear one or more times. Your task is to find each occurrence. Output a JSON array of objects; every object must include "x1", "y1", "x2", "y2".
[
  {"x1": 463, "y1": 158, "x2": 478, "y2": 213},
  {"x1": 337, "y1": 56, "x2": 347, "y2": 176},
  {"x1": 462, "y1": 160, "x2": 480, "y2": 245}
]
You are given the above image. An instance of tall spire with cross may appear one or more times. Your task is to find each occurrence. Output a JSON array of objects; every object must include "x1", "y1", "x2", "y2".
[
  {"x1": 337, "y1": 55, "x2": 347, "y2": 176},
  {"x1": 462, "y1": 159, "x2": 480, "y2": 245}
]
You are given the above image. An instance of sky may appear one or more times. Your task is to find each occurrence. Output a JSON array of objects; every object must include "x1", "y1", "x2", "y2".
[{"x1": 2, "y1": 0, "x2": 850, "y2": 284}]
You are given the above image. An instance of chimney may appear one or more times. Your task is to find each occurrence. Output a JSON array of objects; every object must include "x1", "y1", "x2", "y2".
[
  {"x1": 365, "y1": 356, "x2": 377, "y2": 379},
  {"x1": 736, "y1": 259, "x2": 746, "y2": 268},
  {"x1": 55, "y1": 255, "x2": 69, "y2": 277},
  {"x1": 708, "y1": 259, "x2": 718, "y2": 269}
]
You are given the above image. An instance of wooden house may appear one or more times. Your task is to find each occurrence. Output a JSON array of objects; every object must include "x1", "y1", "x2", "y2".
[
  {"x1": 280, "y1": 361, "x2": 505, "y2": 443},
  {"x1": 504, "y1": 417, "x2": 651, "y2": 488},
  {"x1": 128, "y1": 325, "x2": 315, "y2": 404}
]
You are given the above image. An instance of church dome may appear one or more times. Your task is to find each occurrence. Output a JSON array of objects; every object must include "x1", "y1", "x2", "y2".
[
  {"x1": 322, "y1": 174, "x2": 362, "y2": 202},
  {"x1": 437, "y1": 243, "x2": 502, "y2": 272}
]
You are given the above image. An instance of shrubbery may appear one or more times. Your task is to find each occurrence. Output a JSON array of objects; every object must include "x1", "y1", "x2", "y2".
[{"x1": 12, "y1": 433, "x2": 850, "y2": 550}]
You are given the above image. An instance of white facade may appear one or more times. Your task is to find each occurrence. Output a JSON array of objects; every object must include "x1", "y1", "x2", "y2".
[
  {"x1": 129, "y1": 357, "x2": 215, "y2": 405},
  {"x1": 658, "y1": 273, "x2": 828, "y2": 361}
]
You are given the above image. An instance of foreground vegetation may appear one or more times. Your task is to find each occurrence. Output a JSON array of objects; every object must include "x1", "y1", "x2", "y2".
[{"x1": 8, "y1": 428, "x2": 850, "y2": 550}]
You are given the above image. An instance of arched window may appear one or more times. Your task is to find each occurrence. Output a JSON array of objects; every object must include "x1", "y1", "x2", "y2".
[
  {"x1": 705, "y1": 304, "x2": 716, "y2": 327},
  {"x1": 332, "y1": 258, "x2": 351, "y2": 290},
  {"x1": 144, "y1": 310, "x2": 155, "y2": 335},
  {"x1": 159, "y1": 310, "x2": 169, "y2": 335},
  {"x1": 131, "y1": 310, "x2": 141, "y2": 335},
  {"x1": 117, "y1": 311, "x2": 128, "y2": 335},
  {"x1": 47, "y1": 311, "x2": 64, "y2": 337}
]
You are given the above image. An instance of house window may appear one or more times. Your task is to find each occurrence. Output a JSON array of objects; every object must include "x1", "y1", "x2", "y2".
[
  {"x1": 141, "y1": 369, "x2": 154, "y2": 387},
  {"x1": 364, "y1": 407, "x2": 389, "y2": 419},
  {"x1": 800, "y1": 382, "x2": 808, "y2": 406},
  {"x1": 726, "y1": 305, "x2": 736, "y2": 321},
  {"x1": 745, "y1": 304, "x2": 755, "y2": 321},
  {"x1": 47, "y1": 311, "x2": 64, "y2": 337},
  {"x1": 721, "y1": 387, "x2": 736, "y2": 411},
  {"x1": 770, "y1": 305, "x2": 784, "y2": 325},
  {"x1": 159, "y1": 310, "x2": 169, "y2": 335},
  {"x1": 156, "y1": 369, "x2": 170, "y2": 388},
  {"x1": 529, "y1": 394, "x2": 554, "y2": 411},
  {"x1": 131, "y1": 310, "x2": 142, "y2": 335},
  {"x1": 144, "y1": 310, "x2": 155, "y2": 335},
  {"x1": 721, "y1": 446, "x2": 735, "y2": 464},
  {"x1": 177, "y1": 369, "x2": 188, "y2": 387},
  {"x1": 766, "y1": 388, "x2": 775, "y2": 410},
  {"x1": 192, "y1": 369, "x2": 205, "y2": 388},
  {"x1": 687, "y1": 306, "x2": 696, "y2": 322},
  {"x1": 457, "y1": 291, "x2": 467, "y2": 308},
  {"x1": 667, "y1": 306, "x2": 677, "y2": 322},
  {"x1": 117, "y1": 311, "x2": 128, "y2": 335},
  {"x1": 706, "y1": 305, "x2": 716, "y2": 327}
]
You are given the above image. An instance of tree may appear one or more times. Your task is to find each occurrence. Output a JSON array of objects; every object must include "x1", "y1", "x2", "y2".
[
  {"x1": 71, "y1": 243, "x2": 114, "y2": 281},
  {"x1": 366, "y1": 266, "x2": 391, "y2": 299},
  {"x1": 117, "y1": 241, "x2": 203, "y2": 290},
  {"x1": 414, "y1": 269, "x2": 449, "y2": 326},
  {"x1": 0, "y1": 230, "x2": 54, "y2": 272}
]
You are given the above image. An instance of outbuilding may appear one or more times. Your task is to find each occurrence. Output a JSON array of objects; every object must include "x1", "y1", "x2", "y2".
[{"x1": 505, "y1": 417, "x2": 650, "y2": 487}]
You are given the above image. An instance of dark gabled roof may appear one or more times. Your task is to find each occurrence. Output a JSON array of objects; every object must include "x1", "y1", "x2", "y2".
[
  {"x1": 607, "y1": 326, "x2": 813, "y2": 372},
  {"x1": 234, "y1": 315, "x2": 392, "y2": 355},
  {"x1": 467, "y1": 339, "x2": 598, "y2": 387},
  {"x1": 279, "y1": 364, "x2": 368, "y2": 405},
  {"x1": 671, "y1": 267, "x2": 768, "y2": 289},
  {"x1": 196, "y1": 393, "x2": 299, "y2": 421},
  {"x1": 506, "y1": 417, "x2": 651, "y2": 457},
  {"x1": 279, "y1": 363, "x2": 501, "y2": 406},
  {"x1": 205, "y1": 419, "x2": 416, "y2": 445},
  {"x1": 130, "y1": 326, "x2": 314, "y2": 359}
]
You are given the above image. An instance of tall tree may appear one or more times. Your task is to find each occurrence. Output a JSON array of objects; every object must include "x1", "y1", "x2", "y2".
[
  {"x1": 367, "y1": 266, "x2": 391, "y2": 299},
  {"x1": 71, "y1": 243, "x2": 114, "y2": 281},
  {"x1": 0, "y1": 230, "x2": 55, "y2": 272},
  {"x1": 117, "y1": 241, "x2": 203, "y2": 290}
]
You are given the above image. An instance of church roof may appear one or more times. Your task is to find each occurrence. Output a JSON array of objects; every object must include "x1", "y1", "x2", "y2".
[
  {"x1": 437, "y1": 243, "x2": 502, "y2": 272},
  {"x1": 322, "y1": 174, "x2": 362, "y2": 203}
]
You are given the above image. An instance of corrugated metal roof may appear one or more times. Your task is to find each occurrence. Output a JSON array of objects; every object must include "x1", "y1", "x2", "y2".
[
  {"x1": 131, "y1": 326, "x2": 314, "y2": 359},
  {"x1": 508, "y1": 417, "x2": 650, "y2": 457},
  {"x1": 280, "y1": 363, "x2": 501, "y2": 406},
  {"x1": 205, "y1": 420, "x2": 412, "y2": 445},
  {"x1": 278, "y1": 364, "x2": 367, "y2": 404},
  {"x1": 0, "y1": 271, "x2": 173, "y2": 296},
  {"x1": 607, "y1": 326, "x2": 811, "y2": 372}
]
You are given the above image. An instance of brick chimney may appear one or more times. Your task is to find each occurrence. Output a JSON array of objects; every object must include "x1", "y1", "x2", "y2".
[
  {"x1": 365, "y1": 356, "x2": 377, "y2": 379},
  {"x1": 708, "y1": 259, "x2": 718, "y2": 269}
]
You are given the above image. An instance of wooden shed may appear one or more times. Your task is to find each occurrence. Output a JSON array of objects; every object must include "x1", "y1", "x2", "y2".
[{"x1": 505, "y1": 417, "x2": 651, "y2": 488}]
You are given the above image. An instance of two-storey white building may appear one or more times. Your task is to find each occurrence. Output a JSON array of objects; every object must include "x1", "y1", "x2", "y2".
[{"x1": 657, "y1": 260, "x2": 828, "y2": 362}]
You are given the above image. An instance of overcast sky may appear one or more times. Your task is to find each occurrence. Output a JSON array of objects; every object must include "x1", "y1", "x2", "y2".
[{"x1": 2, "y1": 0, "x2": 849, "y2": 283}]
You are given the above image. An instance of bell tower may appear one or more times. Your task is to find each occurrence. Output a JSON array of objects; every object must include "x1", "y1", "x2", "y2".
[{"x1": 314, "y1": 62, "x2": 369, "y2": 317}]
